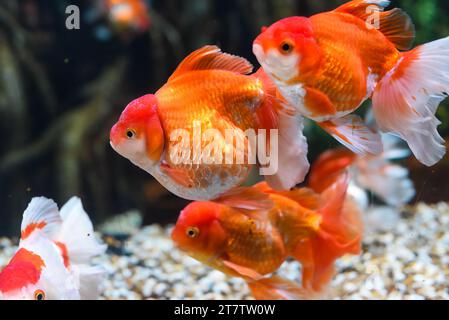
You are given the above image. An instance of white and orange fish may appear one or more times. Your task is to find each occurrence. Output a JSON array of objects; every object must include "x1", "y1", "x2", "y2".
[
  {"x1": 254, "y1": 0, "x2": 449, "y2": 166},
  {"x1": 0, "y1": 197, "x2": 106, "y2": 300}
]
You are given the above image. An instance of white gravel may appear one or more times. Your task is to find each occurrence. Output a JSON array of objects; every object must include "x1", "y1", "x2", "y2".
[{"x1": 1, "y1": 203, "x2": 449, "y2": 300}]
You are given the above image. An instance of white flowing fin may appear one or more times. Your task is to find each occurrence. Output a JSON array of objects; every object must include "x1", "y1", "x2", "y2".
[
  {"x1": 264, "y1": 113, "x2": 309, "y2": 190},
  {"x1": 21, "y1": 197, "x2": 62, "y2": 242},
  {"x1": 373, "y1": 37, "x2": 449, "y2": 166},
  {"x1": 56, "y1": 197, "x2": 106, "y2": 265},
  {"x1": 319, "y1": 115, "x2": 383, "y2": 155}
]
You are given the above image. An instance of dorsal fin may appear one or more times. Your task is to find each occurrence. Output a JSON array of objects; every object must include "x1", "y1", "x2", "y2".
[
  {"x1": 335, "y1": 0, "x2": 390, "y2": 16},
  {"x1": 377, "y1": 8, "x2": 415, "y2": 51},
  {"x1": 215, "y1": 186, "x2": 274, "y2": 211},
  {"x1": 252, "y1": 181, "x2": 321, "y2": 210},
  {"x1": 168, "y1": 45, "x2": 253, "y2": 82},
  {"x1": 21, "y1": 197, "x2": 62, "y2": 241},
  {"x1": 335, "y1": 1, "x2": 415, "y2": 50}
]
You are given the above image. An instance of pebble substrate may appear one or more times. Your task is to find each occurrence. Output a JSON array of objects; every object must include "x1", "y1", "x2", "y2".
[{"x1": 1, "y1": 203, "x2": 449, "y2": 300}]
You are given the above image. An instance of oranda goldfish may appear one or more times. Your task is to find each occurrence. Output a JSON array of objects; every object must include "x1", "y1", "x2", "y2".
[
  {"x1": 309, "y1": 133, "x2": 415, "y2": 210},
  {"x1": 105, "y1": 0, "x2": 150, "y2": 33},
  {"x1": 171, "y1": 175, "x2": 362, "y2": 299},
  {"x1": 110, "y1": 45, "x2": 309, "y2": 200},
  {"x1": 253, "y1": 0, "x2": 449, "y2": 166},
  {"x1": 0, "y1": 197, "x2": 106, "y2": 300}
]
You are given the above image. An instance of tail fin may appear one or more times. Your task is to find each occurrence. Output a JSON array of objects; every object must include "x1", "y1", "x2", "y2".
[
  {"x1": 353, "y1": 135, "x2": 415, "y2": 206},
  {"x1": 293, "y1": 174, "x2": 363, "y2": 291},
  {"x1": 254, "y1": 68, "x2": 310, "y2": 190},
  {"x1": 55, "y1": 197, "x2": 106, "y2": 265},
  {"x1": 72, "y1": 265, "x2": 105, "y2": 300},
  {"x1": 373, "y1": 37, "x2": 449, "y2": 166},
  {"x1": 308, "y1": 148, "x2": 357, "y2": 193},
  {"x1": 248, "y1": 275, "x2": 322, "y2": 300}
]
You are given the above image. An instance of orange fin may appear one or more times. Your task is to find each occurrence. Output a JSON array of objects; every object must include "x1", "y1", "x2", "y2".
[
  {"x1": 304, "y1": 87, "x2": 336, "y2": 118},
  {"x1": 276, "y1": 189, "x2": 322, "y2": 211},
  {"x1": 223, "y1": 260, "x2": 263, "y2": 280},
  {"x1": 248, "y1": 275, "x2": 321, "y2": 300},
  {"x1": 335, "y1": 0, "x2": 390, "y2": 15},
  {"x1": 160, "y1": 163, "x2": 193, "y2": 188},
  {"x1": 21, "y1": 197, "x2": 62, "y2": 241},
  {"x1": 318, "y1": 114, "x2": 383, "y2": 155},
  {"x1": 308, "y1": 148, "x2": 356, "y2": 193},
  {"x1": 292, "y1": 174, "x2": 363, "y2": 291},
  {"x1": 334, "y1": 1, "x2": 415, "y2": 50},
  {"x1": 168, "y1": 45, "x2": 253, "y2": 82},
  {"x1": 377, "y1": 9, "x2": 415, "y2": 51},
  {"x1": 214, "y1": 186, "x2": 274, "y2": 211}
]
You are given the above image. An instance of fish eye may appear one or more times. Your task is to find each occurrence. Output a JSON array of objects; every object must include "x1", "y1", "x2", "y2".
[
  {"x1": 186, "y1": 227, "x2": 199, "y2": 238},
  {"x1": 34, "y1": 289, "x2": 45, "y2": 300},
  {"x1": 126, "y1": 129, "x2": 136, "y2": 139},
  {"x1": 279, "y1": 40, "x2": 294, "y2": 55}
]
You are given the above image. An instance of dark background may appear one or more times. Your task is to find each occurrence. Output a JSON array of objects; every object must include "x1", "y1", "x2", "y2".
[{"x1": 0, "y1": 0, "x2": 448, "y2": 236}]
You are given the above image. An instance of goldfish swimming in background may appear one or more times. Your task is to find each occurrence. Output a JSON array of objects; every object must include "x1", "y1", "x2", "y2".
[
  {"x1": 110, "y1": 45, "x2": 310, "y2": 201},
  {"x1": 172, "y1": 174, "x2": 362, "y2": 299},
  {"x1": 309, "y1": 133, "x2": 415, "y2": 210},
  {"x1": 105, "y1": 0, "x2": 151, "y2": 33},
  {"x1": 254, "y1": 0, "x2": 449, "y2": 166},
  {"x1": 0, "y1": 197, "x2": 106, "y2": 300}
]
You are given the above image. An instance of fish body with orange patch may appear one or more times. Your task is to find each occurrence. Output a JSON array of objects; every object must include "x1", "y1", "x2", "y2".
[
  {"x1": 110, "y1": 46, "x2": 310, "y2": 200},
  {"x1": 254, "y1": 0, "x2": 449, "y2": 166},
  {"x1": 172, "y1": 175, "x2": 362, "y2": 299},
  {"x1": 0, "y1": 197, "x2": 106, "y2": 300}
]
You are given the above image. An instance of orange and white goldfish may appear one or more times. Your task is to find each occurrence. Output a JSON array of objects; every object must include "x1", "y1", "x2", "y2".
[
  {"x1": 0, "y1": 197, "x2": 106, "y2": 300},
  {"x1": 171, "y1": 175, "x2": 362, "y2": 299},
  {"x1": 253, "y1": 0, "x2": 449, "y2": 166},
  {"x1": 105, "y1": 0, "x2": 150, "y2": 33},
  {"x1": 309, "y1": 133, "x2": 415, "y2": 210},
  {"x1": 110, "y1": 46, "x2": 309, "y2": 200}
]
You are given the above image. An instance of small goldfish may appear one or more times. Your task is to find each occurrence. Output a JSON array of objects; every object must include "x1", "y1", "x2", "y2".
[
  {"x1": 105, "y1": 0, "x2": 150, "y2": 33},
  {"x1": 309, "y1": 133, "x2": 415, "y2": 210},
  {"x1": 110, "y1": 46, "x2": 309, "y2": 200},
  {"x1": 0, "y1": 197, "x2": 106, "y2": 300},
  {"x1": 254, "y1": 0, "x2": 449, "y2": 166},
  {"x1": 171, "y1": 175, "x2": 362, "y2": 299}
]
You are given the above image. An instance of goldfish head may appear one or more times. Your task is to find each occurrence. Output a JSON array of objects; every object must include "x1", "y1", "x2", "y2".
[
  {"x1": 0, "y1": 245, "x2": 79, "y2": 300},
  {"x1": 110, "y1": 94, "x2": 165, "y2": 170},
  {"x1": 253, "y1": 17, "x2": 322, "y2": 83},
  {"x1": 171, "y1": 202, "x2": 228, "y2": 261}
]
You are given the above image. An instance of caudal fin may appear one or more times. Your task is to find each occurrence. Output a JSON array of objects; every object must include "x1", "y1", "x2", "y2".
[
  {"x1": 72, "y1": 265, "x2": 105, "y2": 300},
  {"x1": 293, "y1": 174, "x2": 363, "y2": 291},
  {"x1": 248, "y1": 275, "x2": 322, "y2": 300},
  {"x1": 254, "y1": 68, "x2": 310, "y2": 190},
  {"x1": 373, "y1": 37, "x2": 449, "y2": 166},
  {"x1": 56, "y1": 197, "x2": 106, "y2": 265}
]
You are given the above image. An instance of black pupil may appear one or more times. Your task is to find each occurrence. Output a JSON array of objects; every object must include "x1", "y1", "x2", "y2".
[
  {"x1": 188, "y1": 229, "x2": 195, "y2": 236},
  {"x1": 126, "y1": 130, "x2": 134, "y2": 138},
  {"x1": 282, "y1": 43, "x2": 291, "y2": 52},
  {"x1": 36, "y1": 293, "x2": 43, "y2": 300}
]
